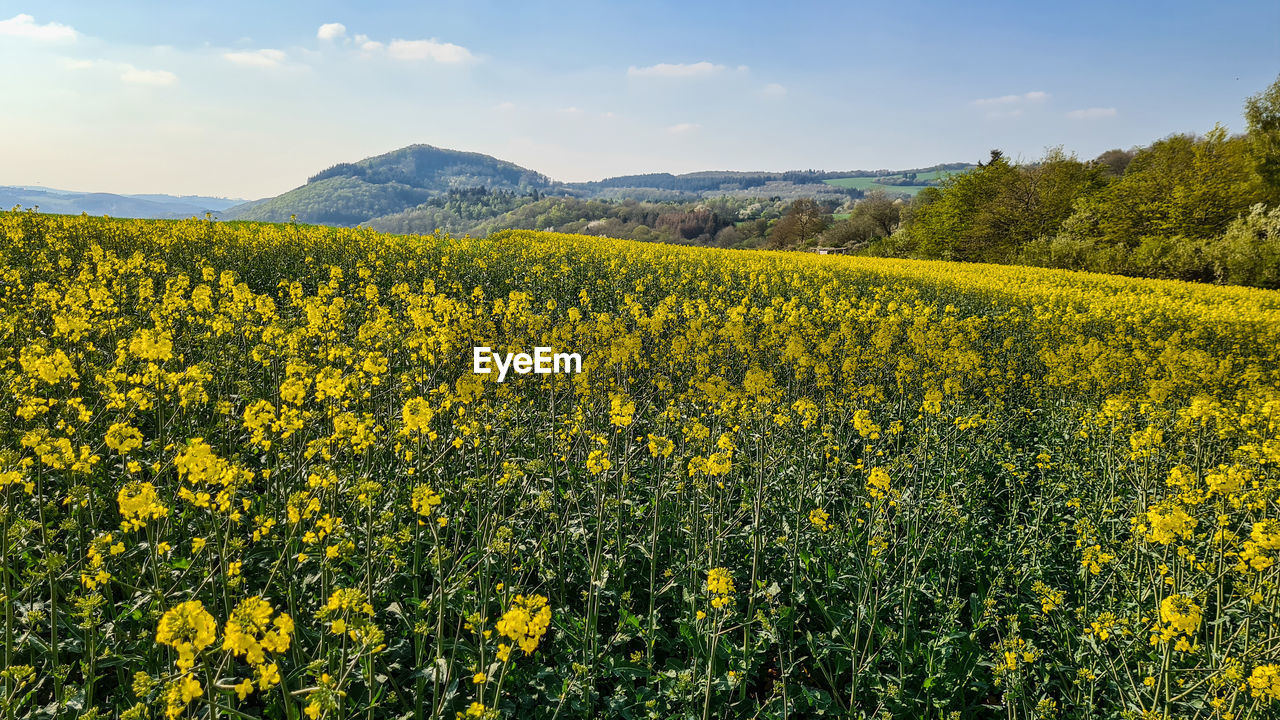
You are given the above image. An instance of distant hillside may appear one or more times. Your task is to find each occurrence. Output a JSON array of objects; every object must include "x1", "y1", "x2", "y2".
[
  {"x1": 0, "y1": 186, "x2": 240, "y2": 219},
  {"x1": 565, "y1": 165, "x2": 969, "y2": 195},
  {"x1": 221, "y1": 145, "x2": 556, "y2": 226},
  {"x1": 222, "y1": 144, "x2": 974, "y2": 228}
]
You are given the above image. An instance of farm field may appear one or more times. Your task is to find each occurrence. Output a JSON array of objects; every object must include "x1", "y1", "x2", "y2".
[
  {"x1": 823, "y1": 170, "x2": 959, "y2": 197},
  {"x1": 1, "y1": 211, "x2": 1280, "y2": 719}
]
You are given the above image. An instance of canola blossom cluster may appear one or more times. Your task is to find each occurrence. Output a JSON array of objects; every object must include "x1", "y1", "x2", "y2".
[{"x1": 0, "y1": 212, "x2": 1278, "y2": 719}]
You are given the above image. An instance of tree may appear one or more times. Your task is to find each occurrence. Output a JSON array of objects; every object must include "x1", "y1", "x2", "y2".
[
  {"x1": 819, "y1": 191, "x2": 901, "y2": 249},
  {"x1": 858, "y1": 191, "x2": 901, "y2": 237},
  {"x1": 713, "y1": 225, "x2": 744, "y2": 248},
  {"x1": 896, "y1": 151, "x2": 1017, "y2": 260},
  {"x1": 1208, "y1": 204, "x2": 1280, "y2": 287},
  {"x1": 1245, "y1": 74, "x2": 1280, "y2": 202},
  {"x1": 1092, "y1": 148, "x2": 1135, "y2": 177},
  {"x1": 895, "y1": 148, "x2": 1103, "y2": 263},
  {"x1": 767, "y1": 199, "x2": 830, "y2": 248},
  {"x1": 1069, "y1": 128, "x2": 1263, "y2": 247}
]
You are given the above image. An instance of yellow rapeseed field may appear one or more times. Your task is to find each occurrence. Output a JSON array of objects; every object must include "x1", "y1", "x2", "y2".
[{"x1": 1, "y1": 211, "x2": 1279, "y2": 719}]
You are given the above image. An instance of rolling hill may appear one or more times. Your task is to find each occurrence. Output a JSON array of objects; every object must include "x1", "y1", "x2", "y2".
[
  {"x1": 0, "y1": 186, "x2": 241, "y2": 219},
  {"x1": 219, "y1": 145, "x2": 557, "y2": 225}
]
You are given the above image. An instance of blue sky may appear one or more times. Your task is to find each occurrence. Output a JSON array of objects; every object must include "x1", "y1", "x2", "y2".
[{"x1": 1, "y1": 0, "x2": 1276, "y2": 199}]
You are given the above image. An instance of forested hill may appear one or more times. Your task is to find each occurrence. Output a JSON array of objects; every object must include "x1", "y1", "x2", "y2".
[{"x1": 220, "y1": 145, "x2": 557, "y2": 226}]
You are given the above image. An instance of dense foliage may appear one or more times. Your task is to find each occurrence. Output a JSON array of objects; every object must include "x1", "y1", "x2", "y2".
[
  {"x1": 872, "y1": 77, "x2": 1280, "y2": 287},
  {"x1": 370, "y1": 194, "x2": 808, "y2": 248},
  {"x1": 2, "y1": 211, "x2": 1279, "y2": 719},
  {"x1": 362, "y1": 189, "x2": 539, "y2": 236}
]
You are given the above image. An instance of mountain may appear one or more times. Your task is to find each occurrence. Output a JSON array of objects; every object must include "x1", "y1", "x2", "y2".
[
  {"x1": 220, "y1": 144, "x2": 972, "y2": 231},
  {"x1": 1, "y1": 186, "x2": 242, "y2": 219},
  {"x1": 220, "y1": 145, "x2": 556, "y2": 226}
]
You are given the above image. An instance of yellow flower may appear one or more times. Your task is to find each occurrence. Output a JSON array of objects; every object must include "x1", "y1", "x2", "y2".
[
  {"x1": 256, "y1": 662, "x2": 282, "y2": 690},
  {"x1": 1160, "y1": 594, "x2": 1202, "y2": 635},
  {"x1": 586, "y1": 449, "x2": 611, "y2": 475},
  {"x1": 156, "y1": 601, "x2": 217, "y2": 670},
  {"x1": 808, "y1": 508, "x2": 831, "y2": 532},
  {"x1": 646, "y1": 434, "x2": 674, "y2": 458},
  {"x1": 314, "y1": 367, "x2": 347, "y2": 401},
  {"x1": 223, "y1": 596, "x2": 292, "y2": 666},
  {"x1": 117, "y1": 481, "x2": 169, "y2": 531},
  {"x1": 129, "y1": 328, "x2": 174, "y2": 362},
  {"x1": 1032, "y1": 580, "x2": 1065, "y2": 613},
  {"x1": 401, "y1": 397, "x2": 435, "y2": 435},
  {"x1": 496, "y1": 594, "x2": 552, "y2": 655},
  {"x1": 180, "y1": 675, "x2": 202, "y2": 702},
  {"x1": 1247, "y1": 664, "x2": 1280, "y2": 700},
  {"x1": 105, "y1": 423, "x2": 144, "y2": 454},
  {"x1": 411, "y1": 484, "x2": 442, "y2": 517},
  {"x1": 20, "y1": 344, "x2": 77, "y2": 384},
  {"x1": 921, "y1": 388, "x2": 943, "y2": 414},
  {"x1": 1137, "y1": 502, "x2": 1197, "y2": 545},
  {"x1": 866, "y1": 467, "x2": 891, "y2": 499},
  {"x1": 609, "y1": 393, "x2": 635, "y2": 427},
  {"x1": 706, "y1": 567, "x2": 735, "y2": 609}
]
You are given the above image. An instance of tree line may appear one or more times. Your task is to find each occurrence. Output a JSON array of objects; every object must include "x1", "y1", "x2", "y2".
[{"x1": 835, "y1": 75, "x2": 1280, "y2": 287}]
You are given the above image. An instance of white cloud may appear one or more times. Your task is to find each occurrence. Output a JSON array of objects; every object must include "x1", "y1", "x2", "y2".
[
  {"x1": 360, "y1": 40, "x2": 384, "y2": 52},
  {"x1": 1067, "y1": 107, "x2": 1117, "y2": 119},
  {"x1": 65, "y1": 59, "x2": 177, "y2": 87},
  {"x1": 121, "y1": 67, "x2": 177, "y2": 86},
  {"x1": 558, "y1": 106, "x2": 583, "y2": 115},
  {"x1": 317, "y1": 23, "x2": 347, "y2": 40},
  {"x1": 224, "y1": 49, "x2": 288, "y2": 68},
  {"x1": 628, "y1": 61, "x2": 724, "y2": 78},
  {"x1": 667, "y1": 123, "x2": 701, "y2": 135},
  {"x1": 760, "y1": 82, "x2": 787, "y2": 99},
  {"x1": 386, "y1": 38, "x2": 474, "y2": 64},
  {"x1": 972, "y1": 90, "x2": 1049, "y2": 106},
  {"x1": 0, "y1": 13, "x2": 77, "y2": 42},
  {"x1": 975, "y1": 94, "x2": 1019, "y2": 105},
  {"x1": 494, "y1": 101, "x2": 516, "y2": 112}
]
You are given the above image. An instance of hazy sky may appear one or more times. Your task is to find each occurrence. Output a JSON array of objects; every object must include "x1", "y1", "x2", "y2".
[{"x1": 1, "y1": 1, "x2": 1277, "y2": 199}]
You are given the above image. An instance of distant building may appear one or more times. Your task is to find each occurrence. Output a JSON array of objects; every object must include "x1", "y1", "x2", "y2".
[{"x1": 813, "y1": 246, "x2": 849, "y2": 255}]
